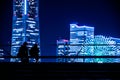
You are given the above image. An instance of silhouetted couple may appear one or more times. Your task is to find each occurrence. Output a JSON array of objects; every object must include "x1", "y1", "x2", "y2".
[{"x1": 17, "y1": 42, "x2": 39, "y2": 63}]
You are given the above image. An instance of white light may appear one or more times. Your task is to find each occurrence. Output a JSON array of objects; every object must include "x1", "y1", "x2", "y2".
[
  {"x1": 71, "y1": 25, "x2": 75, "y2": 28},
  {"x1": 70, "y1": 32, "x2": 76, "y2": 34},
  {"x1": 30, "y1": 33, "x2": 39, "y2": 36},
  {"x1": 32, "y1": 42, "x2": 36, "y2": 44},
  {"x1": 0, "y1": 49, "x2": 3, "y2": 51},
  {"x1": 35, "y1": 29, "x2": 39, "y2": 31},
  {"x1": 15, "y1": 41, "x2": 20, "y2": 44},
  {"x1": 26, "y1": 29, "x2": 34, "y2": 32},
  {"x1": 109, "y1": 41, "x2": 115, "y2": 44},
  {"x1": 12, "y1": 37, "x2": 19, "y2": 38},
  {"x1": 27, "y1": 20, "x2": 36, "y2": 23},
  {"x1": 13, "y1": 28, "x2": 23, "y2": 32},
  {"x1": 77, "y1": 31, "x2": 84, "y2": 36},
  {"x1": 24, "y1": 0, "x2": 27, "y2": 15},
  {"x1": 29, "y1": 24, "x2": 35, "y2": 28},
  {"x1": 16, "y1": 21, "x2": 23, "y2": 23},
  {"x1": 13, "y1": 34, "x2": 21, "y2": 36}
]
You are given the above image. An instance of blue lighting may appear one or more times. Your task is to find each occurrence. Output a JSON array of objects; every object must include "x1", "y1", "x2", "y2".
[
  {"x1": 11, "y1": 0, "x2": 40, "y2": 62},
  {"x1": 57, "y1": 23, "x2": 120, "y2": 63},
  {"x1": 24, "y1": 0, "x2": 27, "y2": 15}
]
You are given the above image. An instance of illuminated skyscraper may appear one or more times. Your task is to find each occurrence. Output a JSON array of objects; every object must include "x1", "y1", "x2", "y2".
[
  {"x1": 11, "y1": 0, "x2": 40, "y2": 62},
  {"x1": 57, "y1": 24, "x2": 94, "y2": 62},
  {"x1": 70, "y1": 24, "x2": 94, "y2": 62}
]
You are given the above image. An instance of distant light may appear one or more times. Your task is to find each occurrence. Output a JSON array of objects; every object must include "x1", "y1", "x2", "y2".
[
  {"x1": 35, "y1": 29, "x2": 39, "y2": 31},
  {"x1": 27, "y1": 14, "x2": 30, "y2": 16},
  {"x1": 27, "y1": 20, "x2": 36, "y2": 23},
  {"x1": 30, "y1": 33, "x2": 39, "y2": 36},
  {"x1": 15, "y1": 41, "x2": 20, "y2": 44},
  {"x1": 83, "y1": 25, "x2": 86, "y2": 27},
  {"x1": 26, "y1": 29, "x2": 34, "y2": 32},
  {"x1": 109, "y1": 41, "x2": 115, "y2": 44},
  {"x1": 0, "y1": 49, "x2": 3, "y2": 51},
  {"x1": 71, "y1": 25, "x2": 75, "y2": 28},
  {"x1": 24, "y1": 0, "x2": 27, "y2": 15},
  {"x1": 98, "y1": 61, "x2": 103, "y2": 64},
  {"x1": 70, "y1": 24, "x2": 78, "y2": 28},
  {"x1": 63, "y1": 39, "x2": 69, "y2": 42}
]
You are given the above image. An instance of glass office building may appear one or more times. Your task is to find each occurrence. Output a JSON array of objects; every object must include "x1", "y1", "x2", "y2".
[
  {"x1": 69, "y1": 24, "x2": 94, "y2": 62},
  {"x1": 56, "y1": 39, "x2": 70, "y2": 62},
  {"x1": 11, "y1": 0, "x2": 40, "y2": 62}
]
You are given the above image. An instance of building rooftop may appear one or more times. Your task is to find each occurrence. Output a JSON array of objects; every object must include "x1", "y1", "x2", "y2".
[{"x1": 70, "y1": 24, "x2": 94, "y2": 31}]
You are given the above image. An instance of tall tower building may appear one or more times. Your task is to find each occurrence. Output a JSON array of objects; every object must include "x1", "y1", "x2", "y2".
[{"x1": 11, "y1": 0, "x2": 40, "y2": 62}]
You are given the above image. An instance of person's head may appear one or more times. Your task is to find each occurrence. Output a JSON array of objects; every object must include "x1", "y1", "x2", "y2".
[
  {"x1": 23, "y1": 42, "x2": 28, "y2": 46},
  {"x1": 34, "y1": 44, "x2": 37, "y2": 46},
  {"x1": 34, "y1": 44, "x2": 38, "y2": 47}
]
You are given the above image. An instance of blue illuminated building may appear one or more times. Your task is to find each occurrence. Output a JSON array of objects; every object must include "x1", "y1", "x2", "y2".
[
  {"x1": 93, "y1": 35, "x2": 116, "y2": 63},
  {"x1": 57, "y1": 39, "x2": 70, "y2": 62},
  {"x1": 70, "y1": 24, "x2": 94, "y2": 62},
  {"x1": 111, "y1": 37, "x2": 120, "y2": 55},
  {"x1": 57, "y1": 23, "x2": 120, "y2": 63},
  {"x1": 57, "y1": 24, "x2": 94, "y2": 62},
  {"x1": 11, "y1": 0, "x2": 40, "y2": 62}
]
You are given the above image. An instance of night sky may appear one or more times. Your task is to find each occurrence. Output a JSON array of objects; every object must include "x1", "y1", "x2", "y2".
[{"x1": 0, "y1": 0, "x2": 120, "y2": 61}]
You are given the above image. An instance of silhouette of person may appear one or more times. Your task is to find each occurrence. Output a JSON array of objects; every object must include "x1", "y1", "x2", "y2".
[
  {"x1": 29, "y1": 43, "x2": 39, "y2": 63},
  {"x1": 17, "y1": 42, "x2": 29, "y2": 63}
]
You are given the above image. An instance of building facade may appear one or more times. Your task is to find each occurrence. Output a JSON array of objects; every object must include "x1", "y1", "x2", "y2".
[
  {"x1": 57, "y1": 23, "x2": 120, "y2": 63},
  {"x1": 69, "y1": 24, "x2": 94, "y2": 62},
  {"x1": 11, "y1": 0, "x2": 40, "y2": 62},
  {"x1": 93, "y1": 35, "x2": 116, "y2": 63},
  {"x1": 56, "y1": 39, "x2": 70, "y2": 62}
]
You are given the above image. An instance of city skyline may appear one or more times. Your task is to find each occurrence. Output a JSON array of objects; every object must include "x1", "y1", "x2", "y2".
[
  {"x1": 0, "y1": 0, "x2": 120, "y2": 62},
  {"x1": 57, "y1": 24, "x2": 120, "y2": 63}
]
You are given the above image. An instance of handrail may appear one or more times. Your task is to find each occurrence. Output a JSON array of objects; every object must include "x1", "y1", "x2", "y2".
[
  {"x1": 0, "y1": 56, "x2": 120, "y2": 58},
  {"x1": 0, "y1": 43, "x2": 120, "y2": 46}
]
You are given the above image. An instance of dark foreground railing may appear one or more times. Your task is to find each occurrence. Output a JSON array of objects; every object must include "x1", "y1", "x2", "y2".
[
  {"x1": 1, "y1": 56, "x2": 120, "y2": 58},
  {"x1": 0, "y1": 55, "x2": 120, "y2": 63}
]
